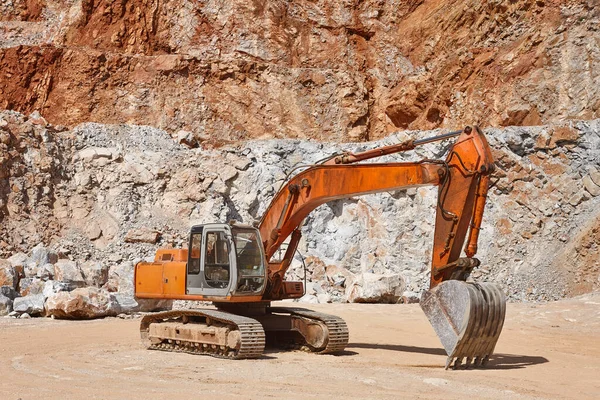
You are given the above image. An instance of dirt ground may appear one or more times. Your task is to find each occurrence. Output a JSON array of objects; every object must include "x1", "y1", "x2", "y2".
[{"x1": 1, "y1": 293, "x2": 599, "y2": 400}]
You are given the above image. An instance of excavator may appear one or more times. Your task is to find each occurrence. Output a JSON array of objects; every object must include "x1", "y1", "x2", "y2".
[{"x1": 134, "y1": 126, "x2": 506, "y2": 369}]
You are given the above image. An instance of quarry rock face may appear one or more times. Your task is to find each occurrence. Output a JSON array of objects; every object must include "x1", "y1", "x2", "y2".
[
  {"x1": 0, "y1": 1, "x2": 599, "y2": 144},
  {"x1": 0, "y1": 2, "x2": 599, "y2": 319},
  {"x1": 1, "y1": 110, "x2": 599, "y2": 311}
]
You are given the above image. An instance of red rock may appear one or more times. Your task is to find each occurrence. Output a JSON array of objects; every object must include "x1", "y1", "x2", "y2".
[{"x1": 0, "y1": 260, "x2": 17, "y2": 289}]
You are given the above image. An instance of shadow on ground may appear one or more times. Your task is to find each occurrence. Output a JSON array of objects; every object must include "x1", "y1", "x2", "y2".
[{"x1": 348, "y1": 343, "x2": 549, "y2": 369}]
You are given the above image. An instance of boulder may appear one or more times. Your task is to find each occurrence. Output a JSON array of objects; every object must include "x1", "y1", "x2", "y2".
[
  {"x1": 45, "y1": 287, "x2": 120, "y2": 319},
  {"x1": 13, "y1": 294, "x2": 45, "y2": 316},
  {"x1": 81, "y1": 261, "x2": 109, "y2": 287},
  {"x1": 1, "y1": 285, "x2": 19, "y2": 300},
  {"x1": 7, "y1": 252, "x2": 27, "y2": 269},
  {"x1": 106, "y1": 262, "x2": 134, "y2": 293},
  {"x1": 18, "y1": 277, "x2": 45, "y2": 296},
  {"x1": 111, "y1": 293, "x2": 172, "y2": 313},
  {"x1": 124, "y1": 228, "x2": 160, "y2": 244},
  {"x1": 317, "y1": 293, "x2": 332, "y2": 303},
  {"x1": 0, "y1": 260, "x2": 18, "y2": 289},
  {"x1": 0, "y1": 294, "x2": 12, "y2": 316},
  {"x1": 346, "y1": 273, "x2": 406, "y2": 303},
  {"x1": 24, "y1": 262, "x2": 54, "y2": 280},
  {"x1": 53, "y1": 260, "x2": 86, "y2": 285},
  {"x1": 42, "y1": 280, "x2": 77, "y2": 298},
  {"x1": 39, "y1": 263, "x2": 55, "y2": 280},
  {"x1": 28, "y1": 243, "x2": 58, "y2": 266},
  {"x1": 297, "y1": 294, "x2": 319, "y2": 304}
]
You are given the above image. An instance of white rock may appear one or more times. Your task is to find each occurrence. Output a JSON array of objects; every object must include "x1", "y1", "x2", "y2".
[
  {"x1": 54, "y1": 260, "x2": 86, "y2": 285},
  {"x1": 111, "y1": 293, "x2": 172, "y2": 313},
  {"x1": 0, "y1": 294, "x2": 12, "y2": 316},
  {"x1": 346, "y1": 273, "x2": 406, "y2": 303},
  {"x1": 13, "y1": 294, "x2": 45, "y2": 316},
  {"x1": 297, "y1": 294, "x2": 319, "y2": 304},
  {"x1": 317, "y1": 293, "x2": 332, "y2": 303},
  {"x1": 7, "y1": 253, "x2": 28, "y2": 268},
  {"x1": 81, "y1": 261, "x2": 109, "y2": 287},
  {"x1": 42, "y1": 280, "x2": 76, "y2": 298}
]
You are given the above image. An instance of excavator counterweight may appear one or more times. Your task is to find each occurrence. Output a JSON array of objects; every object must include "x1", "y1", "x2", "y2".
[{"x1": 134, "y1": 126, "x2": 506, "y2": 369}]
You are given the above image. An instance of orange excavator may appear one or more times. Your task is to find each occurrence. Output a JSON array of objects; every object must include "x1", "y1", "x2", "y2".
[{"x1": 134, "y1": 126, "x2": 506, "y2": 369}]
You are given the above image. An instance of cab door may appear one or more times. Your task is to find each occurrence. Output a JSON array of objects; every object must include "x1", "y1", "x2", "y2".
[{"x1": 186, "y1": 225, "x2": 236, "y2": 296}]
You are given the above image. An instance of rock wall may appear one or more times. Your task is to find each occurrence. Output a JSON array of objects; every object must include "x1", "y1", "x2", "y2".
[
  {"x1": 1, "y1": 110, "x2": 599, "y2": 316},
  {"x1": 0, "y1": 1, "x2": 599, "y2": 144}
]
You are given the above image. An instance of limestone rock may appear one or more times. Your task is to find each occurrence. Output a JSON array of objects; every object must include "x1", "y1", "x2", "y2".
[
  {"x1": 13, "y1": 294, "x2": 45, "y2": 316},
  {"x1": 111, "y1": 293, "x2": 172, "y2": 313},
  {"x1": 297, "y1": 294, "x2": 319, "y2": 304},
  {"x1": 583, "y1": 176, "x2": 600, "y2": 197},
  {"x1": 124, "y1": 228, "x2": 160, "y2": 244},
  {"x1": 1, "y1": 285, "x2": 19, "y2": 300},
  {"x1": 24, "y1": 262, "x2": 54, "y2": 280},
  {"x1": 7, "y1": 253, "x2": 28, "y2": 269},
  {"x1": 45, "y1": 287, "x2": 120, "y2": 319},
  {"x1": 18, "y1": 277, "x2": 45, "y2": 296},
  {"x1": 42, "y1": 280, "x2": 77, "y2": 298},
  {"x1": 0, "y1": 294, "x2": 12, "y2": 316},
  {"x1": 28, "y1": 243, "x2": 58, "y2": 266},
  {"x1": 588, "y1": 166, "x2": 600, "y2": 187},
  {"x1": 106, "y1": 262, "x2": 135, "y2": 294},
  {"x1": 53, "y1": 260, "x2": 86, "y2": 285},
  {"x1": 346, "y1": 273, "x2": 406, "y2": 303},
  {"x1": 81, "y1": 261, "x2": 109, "y2": 287},
  {"x1": 0, "y1": 260, "x2": 17, "y2": 289}
]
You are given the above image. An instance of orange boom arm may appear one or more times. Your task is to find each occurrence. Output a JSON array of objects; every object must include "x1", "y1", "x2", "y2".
[{"x1": 258, "y1": 126, "x2": 495, "y2": 300}]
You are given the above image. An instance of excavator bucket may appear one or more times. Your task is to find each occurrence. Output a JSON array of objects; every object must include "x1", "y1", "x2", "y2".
[{"x1": 420, "y1": 280, "x2": 506, "y2": 369}]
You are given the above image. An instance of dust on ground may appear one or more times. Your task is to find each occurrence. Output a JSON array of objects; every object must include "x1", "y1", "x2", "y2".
[{"x1": 1, "y1": 293, "x2": 599, "y2": 400}]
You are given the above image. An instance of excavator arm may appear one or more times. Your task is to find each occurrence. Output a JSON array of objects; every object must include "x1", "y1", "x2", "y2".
[
  {"x1": 259, "y1": 126, "x2": 494, "y2": 295},
  {"x1": 258, "y1": 126, "x2": 505, "y2": 369}
]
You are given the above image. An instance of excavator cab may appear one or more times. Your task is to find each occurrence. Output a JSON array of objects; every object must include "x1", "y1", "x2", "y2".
[{"x1": 186, "y1": 223, "x2": 267, "y2": 297}]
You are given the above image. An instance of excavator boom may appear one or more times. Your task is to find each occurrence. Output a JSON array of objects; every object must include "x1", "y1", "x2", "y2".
[{"x1": 256, "y1": 126, "x2": 505, "y2": 368}]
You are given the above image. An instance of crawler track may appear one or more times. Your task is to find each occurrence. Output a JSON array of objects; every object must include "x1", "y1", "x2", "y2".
[
  {"x1": 140, "y1": 309, "x2": 265, "y2": 359},
  {"x1": 269, "y1": 307, "x2": 349, "y2": 353}
]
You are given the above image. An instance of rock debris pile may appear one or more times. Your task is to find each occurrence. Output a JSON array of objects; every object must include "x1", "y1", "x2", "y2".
[{"x1": 1, "y1": 110, "x2": 599, "y2": 318}]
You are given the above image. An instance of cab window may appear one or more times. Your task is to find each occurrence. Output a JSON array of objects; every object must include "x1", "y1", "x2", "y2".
[
  {"x1": 188, "y1": 233, "x2": 201, "y2": 274},
  {"x1": 232, "y1": 228, "x2": 265, "y2": 294},
  {"x1": 204, "y1": 231, "x2": 230, "y2": 288}
]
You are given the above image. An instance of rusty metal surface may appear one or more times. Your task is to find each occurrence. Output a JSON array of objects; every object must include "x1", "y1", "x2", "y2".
[{"x1": 420, "y1": 280, "x2": 506, "y2": 369}]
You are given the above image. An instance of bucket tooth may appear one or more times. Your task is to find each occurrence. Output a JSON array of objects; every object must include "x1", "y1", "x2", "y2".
[
  {"x1": 421, "y1": 280, "x2": 506, "y2": 369},
  {"x1": 445, "y1": 357, "x2": 454, "y2": 370},
  {"x1": 465, "y1": 357, "x2": 473, "y2": 368}
]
